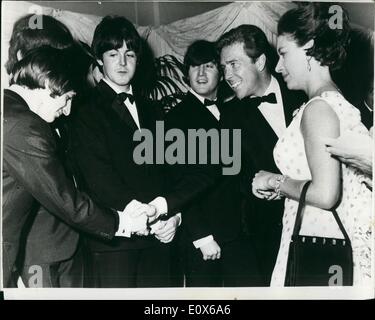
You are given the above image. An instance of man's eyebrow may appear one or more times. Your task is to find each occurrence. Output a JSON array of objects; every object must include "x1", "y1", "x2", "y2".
[{"x1": 222, "y1": 58, "x2": 237, "y2": 64}]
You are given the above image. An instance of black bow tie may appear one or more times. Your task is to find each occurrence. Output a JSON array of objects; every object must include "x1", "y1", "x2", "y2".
[
  {"x1": 204, "y1": 99, "x2": 217, "y2": 106},
  {"x1": 117, "y1": 92, "x2": 135, "y2": 104},
  {"x1": 248, "y1": 92, "x2": 277, "y2": 106}
]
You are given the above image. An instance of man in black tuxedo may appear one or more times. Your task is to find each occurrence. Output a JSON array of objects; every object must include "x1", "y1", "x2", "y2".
[
  {"x1": 2, "y1": 47, "x2": 136, "y2": 288},
  {"x1": 4, "y1": 14, "x2": 102, "y2": 288},
  {"x1": 70, "y1": 16, "x2": 183, "y2": 288},
  {"x1": 217, "y1": 25, "x2": 306, "y2": 285},
  {"x1": 165, "y1": 40, "x2": 262, "y2": 287}
]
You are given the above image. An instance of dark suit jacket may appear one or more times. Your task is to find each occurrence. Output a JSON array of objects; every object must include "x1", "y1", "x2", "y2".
[
  {"x1": 220, "y1": 76, "x2": 307, "y2": 235},
  {"x1": 21, "y1": 115, "x2": 82, "y2": 266},
  {"x1": 71, "y1": 80, "x2": 171, "y2": 251},
  {"x1": 2, "y1": 89, "x2": 118, "y2": 287},
  {"x1": 165, "y1": 92, "x2": 243, "y2": 244}
]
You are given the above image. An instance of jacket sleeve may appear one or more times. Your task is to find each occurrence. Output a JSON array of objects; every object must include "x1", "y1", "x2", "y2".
[{"x1": 4, "y1": 119, "x2": 118, "y2": 240}]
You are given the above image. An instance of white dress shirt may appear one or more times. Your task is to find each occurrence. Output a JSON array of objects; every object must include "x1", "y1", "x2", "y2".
[{"x1": 256, "y1": 76, "x2": 286, "y2": 138}]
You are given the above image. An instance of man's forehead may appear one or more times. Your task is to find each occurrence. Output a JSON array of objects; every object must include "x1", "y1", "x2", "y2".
[
  {"x1": 107, "y1": 40, "x2": 134, "y2": 52},
  {"x1": 190, "y1": 60, "x2": 217, "y2": 67},
  {"x1": 220, "y1": 42, "x2": 246, "y2": 61}
]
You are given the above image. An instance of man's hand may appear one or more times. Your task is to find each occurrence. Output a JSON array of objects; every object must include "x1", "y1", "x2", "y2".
[
  {"x1": 151, "y1": 215, "x2": 181, "y2": 243},
  {"x1": 199, "y1": 240, "x2": 221, "y2": 261},
  {"x1": 116, "y1": 200, "x2": 157, "y2": 237}
]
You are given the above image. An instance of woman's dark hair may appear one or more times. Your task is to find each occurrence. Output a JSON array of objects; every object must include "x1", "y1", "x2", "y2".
[
  {"x1": 10, "y1": 46, "x2": 75, "y2": 97},
  {"x1": 277, "y1": 2, "x2": 350, "y2": 70},
  {"x1": 332, "y1": 27, "x2": 374, "y2": 107},
  {"x1": 6, "y1": 14, "x2": 74, "y2": 75},
  {"x1": 91, "y1": 15, "x2": 142, "y2": 60}
]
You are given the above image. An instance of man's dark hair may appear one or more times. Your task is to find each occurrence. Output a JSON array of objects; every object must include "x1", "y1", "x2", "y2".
[
  {"x1": 11, "y1": 46, "x2": 75, "y2": 97},
  {"x1": 183, "y1": 40, "x2": 221, "y2": 84},
  {"x1": 92, "y1": 15, "x2": 142, "y2": 60},
  {"x1": 184, "y1": 40, "x2": 219, "y2": 70},
  {"x1": 6, "y1": 14, "x2": 74, "y2": 75}
]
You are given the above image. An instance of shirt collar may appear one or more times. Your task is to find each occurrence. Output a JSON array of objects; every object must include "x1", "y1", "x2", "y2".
[
  {"x1": 263, "y1": 75, "x2": 278, "y2": 97},
  {"x1": 189, "y1": 88, "x2": 216, "y2": 105},
  {"x1": 102, "y1": 78, "x2": 133, "y2": 96}
]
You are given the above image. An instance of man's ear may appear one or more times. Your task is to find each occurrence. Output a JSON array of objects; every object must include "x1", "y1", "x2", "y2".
[
  {"x1": 97, "y1": 59, "x2": 103, "y2": 67},
  {"x1": 16, "y1": 50, "x2": 23, "y2": 61},
  {"x1": 302, "y1": 39, "x2": 314, "y2": 51},
  {"x1": 255, "y1": 53, "x2": 267, "y2": 72}
]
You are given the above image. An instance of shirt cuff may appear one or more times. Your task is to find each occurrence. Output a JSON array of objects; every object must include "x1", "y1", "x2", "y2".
[
  {"x1": 115, "y1": 211, "x2": 132, "y2": 237},
  {"x1": 193, "y1": 235, "x2": 214, "y2": 249},
  {"x1": 149, "y1": 196, "x2": 168, "y2": 217}
]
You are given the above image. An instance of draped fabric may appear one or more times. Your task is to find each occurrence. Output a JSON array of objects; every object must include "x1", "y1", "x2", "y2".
[{"x1": 1, "y1": 1, "x2": 295, "y2": 64}]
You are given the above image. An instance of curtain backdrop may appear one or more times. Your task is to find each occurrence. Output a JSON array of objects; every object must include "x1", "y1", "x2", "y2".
[{"x1": 2, "y1": 1, "x2": 295, "y2": 64}]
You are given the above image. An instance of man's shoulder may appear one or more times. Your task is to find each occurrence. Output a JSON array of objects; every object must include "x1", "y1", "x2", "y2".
[
  {"x1": 4, "y1": 91, "x2": 50, "y2": 137},
  {"x1": 165, "y1": 94, "x2": 193, "y2": 120}
]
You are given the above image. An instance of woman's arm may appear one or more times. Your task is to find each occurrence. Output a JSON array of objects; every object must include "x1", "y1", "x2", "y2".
[
  {"x1": 252, "y1": 99, "x2": 342, "y2": 210},
  {"x1": 280, "y1": 100, "x2": 341, "y2": 209}
]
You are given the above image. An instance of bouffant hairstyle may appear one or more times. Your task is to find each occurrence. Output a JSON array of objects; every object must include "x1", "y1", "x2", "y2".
[
  {"x1": 333, "y1": 27, "x2": 374, "y2": 108},
  {"x1": 10, "y1": 46, "x2": 75, "y2": 97},
  {"x1": 6, "y1": 14, "x2": 74, "y2": 75},
  {"x1": 216, "y1": 24, "x2": 278, "y2": 72},
  {"x1": 92, "y1": 15, "x2": 142, "y2": 60},
  {"x1": 277, "y1": 2, "x2": 350, "y2": 70}
]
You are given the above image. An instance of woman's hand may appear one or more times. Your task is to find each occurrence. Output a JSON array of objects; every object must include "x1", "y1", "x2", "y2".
[{"x1": 251, "y1": 170, "x2": 280, "y2": 200}]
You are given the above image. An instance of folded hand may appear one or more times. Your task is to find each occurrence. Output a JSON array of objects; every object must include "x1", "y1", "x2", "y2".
[
  {"x1": 151, "y1": 215, "x2": 181, "y2": 243},
  {"x1": 199, "y1": 240, "x2": 221, "y2": 260}
]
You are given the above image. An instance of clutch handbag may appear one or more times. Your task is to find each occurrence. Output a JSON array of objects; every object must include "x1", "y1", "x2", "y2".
[{"x1": 284, "y1": 181, "x2": 353, "y2": 286}]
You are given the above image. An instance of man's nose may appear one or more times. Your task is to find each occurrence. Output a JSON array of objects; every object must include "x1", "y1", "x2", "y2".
[
  {"x1": 119, "y1": 54, "x2": 127, "y2": 66},
  {"x1": 198, "y1": 65, "x2": 206, "y2": 76},
  {"x1": 275, "y1": 58, "x2": 283, "y2": 73}
]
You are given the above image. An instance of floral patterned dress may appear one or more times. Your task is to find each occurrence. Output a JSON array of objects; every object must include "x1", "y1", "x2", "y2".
[{"x1": 271, "y1": 91, "x2": 372, "y2": 287}]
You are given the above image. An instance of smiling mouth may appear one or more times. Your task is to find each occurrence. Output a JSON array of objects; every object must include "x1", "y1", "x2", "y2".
[
  {"x1": 228, "y1": 81, "x2": 241, "y2": 90},
  {"x1": 196, "y1": 79, "x2": 208, "y2": 84}
]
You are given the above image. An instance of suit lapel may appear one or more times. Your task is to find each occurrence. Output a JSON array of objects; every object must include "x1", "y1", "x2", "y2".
[
  {"x1": 97, "y1": 80, "x2": 138, "y2": 131},
  {"x1": 248, "y1": 101, "x2": 278, "y2": 149},
  {"x1": 187, "y1": 92, "x2": 220, "y2": 127},
  {"x1": 133, "y1": 92, "x2": 148, "y2": 129}
]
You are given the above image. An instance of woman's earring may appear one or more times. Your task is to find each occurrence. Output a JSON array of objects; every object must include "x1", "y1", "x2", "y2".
[{"x1": 307, "y1": 57, "x2": 312, "y2": 72}]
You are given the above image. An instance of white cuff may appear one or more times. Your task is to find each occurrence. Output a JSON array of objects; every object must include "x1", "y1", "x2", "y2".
[
  {"x1": 193, "y1": 235, "x2": 214, "y2": 249},
  {"x1": 115, "y1": 211, "x2": 132, "y2": 238},
  {"x1": 149, "y1": 196, "x2": 168, "y2": 217}
]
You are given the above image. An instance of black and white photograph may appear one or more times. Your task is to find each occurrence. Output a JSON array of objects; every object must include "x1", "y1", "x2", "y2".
[{"x1": 1, "y1": 0, "x2": 374, "y2": 301}]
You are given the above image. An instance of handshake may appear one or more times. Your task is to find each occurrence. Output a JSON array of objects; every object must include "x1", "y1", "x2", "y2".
[{"x1": 116, "y1": 199, "x2": 181, "y2": 243}]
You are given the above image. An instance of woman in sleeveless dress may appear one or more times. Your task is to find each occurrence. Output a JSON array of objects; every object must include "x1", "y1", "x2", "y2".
[{"x1": 251, "y1": 3, "x2": 372, "y2": 287}]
